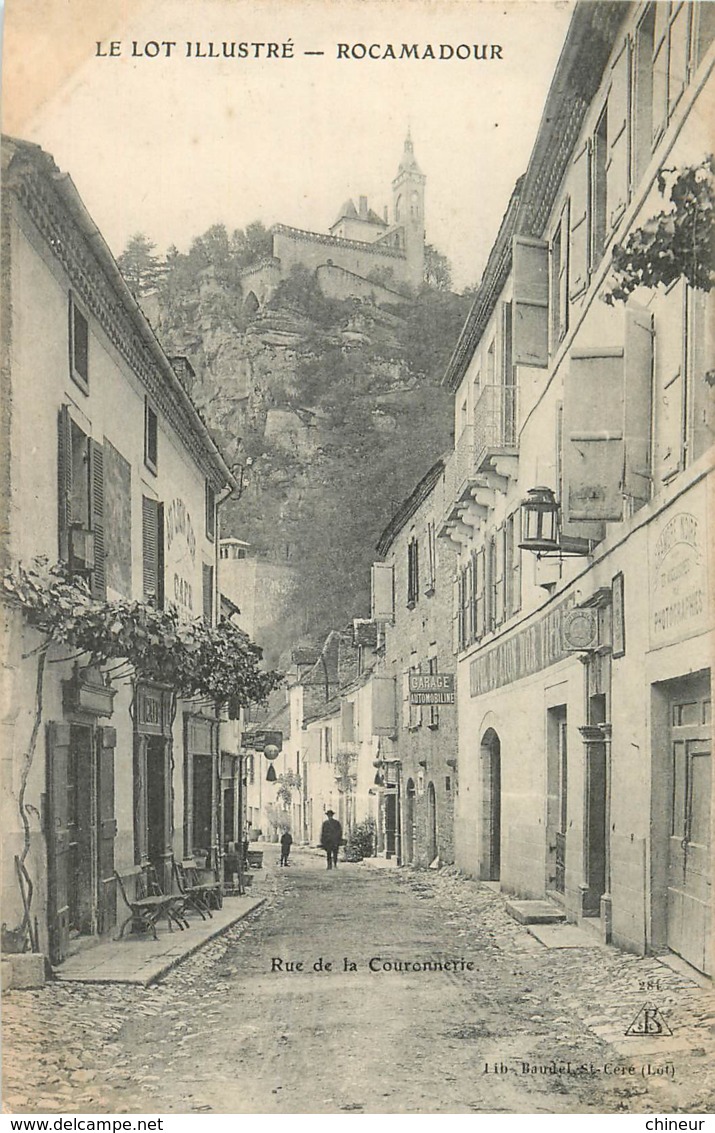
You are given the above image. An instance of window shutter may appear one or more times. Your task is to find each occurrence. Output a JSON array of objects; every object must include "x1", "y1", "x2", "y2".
[
  {"x1": 88, "y1": 439, "x2": 106, "y2": 599},
  {"x1": 512, "y1": 237, "x2": 549, "y2": 367},
  {"x1": 623, "y1": 305, "x2": 654, "y2": 512},
  {"x1": 607, "y1": 40, "x2": 631, "y2": 231},
  {"x1": 341, "y1": 700, "x2": 355, "y2": 743},
  {"x1": 372, "y1": 675, "x2": 396, "y2": 736},
  {"x1": 569, "y1": 144, "x2": 591, "y2": 299},
  {"x1": 202, "y1": 562, "x2": 214, "y2": 624},
  {"x1": 558, "y1": 200, "x2": 570, "y2": 340},
  {"x1": 470, "y1": 549, "x2": 478, "y2": 638},
  {"x1": 476, "y1": 548, "x2": 486, "y2": 638},
  {"x1": 142, "y1": 496, "x2": 164, "y2": 607},
  {"x1": 46, "y1": 721, "x2": 71, "y2": 964},
  {"x1": 563, "y1": 347, "x2": 625, "y2": 522},
  {"x1": 652, "y1": 9, "x2": 668, "y2": 145},
  {"x1": 402, "y1": 670, "x2": 410, "y2": 730},
  {"x1": 668, "y1": 4, "x2": 689, "y2": 114},
  {"x1": 57, "y1": 406, "x2": 72, "y2": 561},
  {"x1": 425, "y1": 522, "x2": 436, "y2": 593},
  {"x1": 96, "y1": 726, "x2": 117, "y2": 934},
  {"x1": 452, "y1": 574, "x2": 461, "y2": 654},
  {"x1": 511, "y1": 511, "x2": 522, "y2": 614},
  {"x1": 654, "y1": 282, "x2": 686, "y2": 483},
  {"x1": 371, "y1": 562, "x2": 394, "y2": 621}
]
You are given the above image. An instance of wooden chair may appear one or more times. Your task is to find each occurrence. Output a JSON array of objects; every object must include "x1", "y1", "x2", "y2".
[
  {"x1": 172, "y1": 859, "x2": 212, "y2": 920},
  {"x1": 114, "y1": 870, "x2": 178, "y2": 940},
  {"x1": 182, "y1": 858, "x2": 223, "y2": 913},
  {"x1": 145, "y1": 866, "x2": 190, "y2": 931}
]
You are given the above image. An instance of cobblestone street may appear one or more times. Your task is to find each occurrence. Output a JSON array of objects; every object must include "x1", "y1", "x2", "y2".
[{"x1": 3, "y1": 851, "x2": 714, "y2": 1115}]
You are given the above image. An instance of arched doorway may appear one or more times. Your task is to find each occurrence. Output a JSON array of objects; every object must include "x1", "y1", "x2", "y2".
[
  {"x1": 404, "y1": 779, "x2": 416, "y2": 864},
  {"x1": 480, "y1": 729, "x2": 501, "y2": 880},
  {"x1": 426, "y1": 781, "x2": 437, "y2": 863}
]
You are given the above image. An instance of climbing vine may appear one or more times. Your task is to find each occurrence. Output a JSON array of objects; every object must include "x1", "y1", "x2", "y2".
[
  {"x1": 604, "y1": 157, "x2": 715, "y2": 305},
  {"x1": 3, "y1": 557, "x2": 282, "y2": 949}
]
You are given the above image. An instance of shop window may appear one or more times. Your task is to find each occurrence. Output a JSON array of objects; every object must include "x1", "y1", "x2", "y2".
[
  {"x1": 144, "y1": 399, "x2": 158, "y2": 474},
  {"x1": 69, "y1": 294, "x2": 89, "y2": 394},
  {"x1": 142, "y1": 495, "x2": 164, "y2": 607}
]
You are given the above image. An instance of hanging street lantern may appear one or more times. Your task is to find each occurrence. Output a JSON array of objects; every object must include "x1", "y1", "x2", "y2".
[
  {"x1": 518, "y1": 486, "x2": 560, "y2": 554},
  {"x1": 266, "y1": 763, "x2": 277, "y2": 783}
]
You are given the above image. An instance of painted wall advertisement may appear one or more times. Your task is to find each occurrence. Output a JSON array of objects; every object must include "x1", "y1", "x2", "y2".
[{"x1": 649, "y1": 482, "x2": 710, "y2": 649}]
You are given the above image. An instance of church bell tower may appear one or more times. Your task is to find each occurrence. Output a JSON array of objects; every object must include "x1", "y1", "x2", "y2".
[{"x1": 392, "y1": 129, "x2": 426, "y2": 291}]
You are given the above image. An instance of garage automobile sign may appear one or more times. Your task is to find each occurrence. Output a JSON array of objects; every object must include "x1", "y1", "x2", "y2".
[{"x1": 409, "y1": 673, "x2": 456, "y2": 705}]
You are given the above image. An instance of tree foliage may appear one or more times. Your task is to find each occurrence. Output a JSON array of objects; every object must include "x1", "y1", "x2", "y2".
[
  {"x1": 423, "y1": 243, "x2": 453, "y2": 291},
  {"x1": 604, "y1": 157, "x2": 715, "y2": 304}
]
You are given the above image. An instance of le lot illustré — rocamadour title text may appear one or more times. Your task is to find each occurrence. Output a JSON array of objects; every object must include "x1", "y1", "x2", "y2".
[{"x1": 96, "y1": 40, "x2": 504, "y2": 61}]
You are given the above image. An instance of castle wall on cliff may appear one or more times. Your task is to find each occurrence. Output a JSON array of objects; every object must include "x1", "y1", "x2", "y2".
[{"x1": 239, "y1": 132, "x2": 426, "y2": 308}]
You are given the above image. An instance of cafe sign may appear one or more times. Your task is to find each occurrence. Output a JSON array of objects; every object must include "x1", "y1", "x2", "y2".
[
  {"x1": 409, "y1": 673, "x2": 456, "y2": 705},
  {"x1": 241, "y1": 729, "x2": 283, "y2": 752}
]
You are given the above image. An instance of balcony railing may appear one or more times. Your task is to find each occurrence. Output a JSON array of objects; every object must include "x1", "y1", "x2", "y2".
[
  {"x1": 439, "y1": 425, "x2": 474, "y2": 529},
  {"x1": 473, "y1": 384, "x2": 519, "y2": 471}
]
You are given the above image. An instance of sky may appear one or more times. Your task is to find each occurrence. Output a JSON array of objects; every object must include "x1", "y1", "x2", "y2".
[{"x1": 3, "y1": 0, "x2": 576, "y2": 291}]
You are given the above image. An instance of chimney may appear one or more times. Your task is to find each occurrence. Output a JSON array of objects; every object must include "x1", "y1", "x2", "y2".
[{"x1": 359, "y1": 195, "x2": 368, "y2": 219}]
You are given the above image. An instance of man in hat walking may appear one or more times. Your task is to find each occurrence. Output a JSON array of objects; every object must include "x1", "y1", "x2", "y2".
[{"x1": 320, "y1": 809, "x2": 342, "y2": 870}]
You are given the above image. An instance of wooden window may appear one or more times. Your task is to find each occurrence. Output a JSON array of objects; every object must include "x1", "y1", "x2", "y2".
[
  {"x1": 564, "y1": 307, "x2": 653, "y2": 523},
  {"x1": 694, "y1": 1, "x2": 715, "y2": 68},
  {"x1": 512, "y1": 237, "x2": 549, "y2": 367},
  {"x1": 470, "y1": 549, "x2": 479, "y2": 641},
  {"x1": 687, "y1": 288, "x2": 715, "y2": 466},
  {"x1": 569, "y1": 144, "x2": 591, "y2": 300},
  {"x1": 372, "y1": 676, "x2": 396, "y2": 736},
  {"x1": 607, "y1": 41, "x2": 631, "y2": 231},
  {"x1": 475, "y1": 548, "x2": 486, "y2": 640},
  {"x1": 205, "y1": 481, "x2": 216, "y2": 542},
  {"x1": 511, "y1": 511, "x2": 522, "y2": 615},
  {"x1": 324, "y1": 726, "x2": 333, "y2": 762},
  {"x1": 424, "y1": 521, "x2": 437, "y2": 595},
  {"x1": 485, "y1": 340, "x2": 495, "y2": 385},
  {"x1": 142, "y1": 496, "x2": 164, "y2": 607},
  {"x1": 653, "y1": 281, "x2": 687, "y2": 483},
  {"x1": 668, "y1": 3, "x2": 690, "y2": 115},
  {"x1": 88, "y1": 438, "x2": 106, "y2": 600},
  {"x1": 57, "y1": 408, "x2": 105, "y2": 596},
  {"x1": 550, "y1": 202, "x2": 570, "y2": 351},
  {"x1": 69, "y1": 294, "x2": 89, "y2": 394},
  {"x1": 371, "y1": 562, "x2": 394, "y2": 621},
  {"x1": 486, "y1": 536, "x2": 497, "y2": 633},
  {"x1": 144, "y1": 399, "x2": 158, "y2": 474},
  {"x1": 633, "y1": 5, "x2": 656, "y2": 190},
  {"x1": 407, "y1": 538, "x2": 419, "y2": 608},
  {"x1": 495, "y1": 526, "x2": 505, "y2": 626},
  {"x1": 341, "y1": 701, "x2": 355, "y2": 744},
  {"x1": 591, "y1": 106, "x2": 608, "y2": 265},
  {"x1": 202, "y1": 562, "x2": 214, "y2": 625}
]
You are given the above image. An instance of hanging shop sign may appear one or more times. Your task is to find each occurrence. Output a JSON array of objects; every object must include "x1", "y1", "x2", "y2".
[
  {"x1": 409, "y1": 672, "x2": 456, "y2": 705},
  {"x1": 241, "y1": 729, "x2": 283, "y2": 752}
]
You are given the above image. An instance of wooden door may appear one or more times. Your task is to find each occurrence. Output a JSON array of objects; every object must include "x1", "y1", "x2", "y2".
[
  {"x1": 46, "y1": 722, "x2": 71, "y2": 964},
  {"x1": 668, "y1": 717, "x2": 712, "y2": 974},
  {"x1": 96, "y1": 726, "x2": 117, "y2": 934}
]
